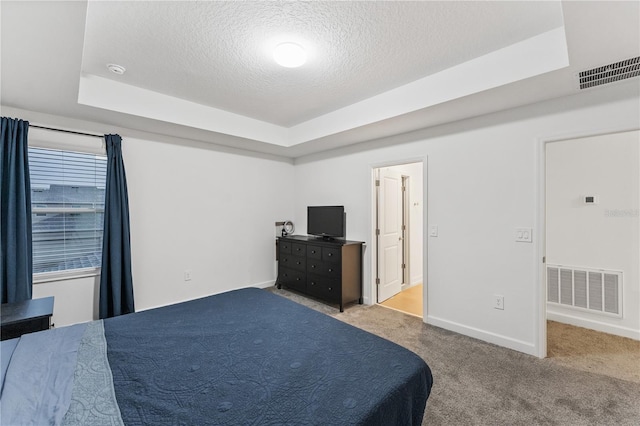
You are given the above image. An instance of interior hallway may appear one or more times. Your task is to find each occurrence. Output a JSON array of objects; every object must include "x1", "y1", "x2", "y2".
[{"x1": 379, "y1": 284, "x2": 423, "y2": 318}]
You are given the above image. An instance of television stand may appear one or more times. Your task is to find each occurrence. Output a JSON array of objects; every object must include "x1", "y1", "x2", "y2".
[{"x1": 276, "y1": 235, "x2": 364, "y2": 312}]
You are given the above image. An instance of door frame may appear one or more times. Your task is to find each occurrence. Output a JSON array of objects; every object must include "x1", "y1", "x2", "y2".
[
  {"x1": 370, "y1": 157, "x2": 427, "y2": 317},
  {"x1": 402, "y1": 174, "x2": 410, "y2": 287},
  {"x1": 535, "y1": 125, "x2": 638, "y2": 359}
]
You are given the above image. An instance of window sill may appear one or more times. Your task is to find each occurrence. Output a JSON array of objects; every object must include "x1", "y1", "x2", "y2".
[{"x1": 33, "y1": 268, "x2": 101, "y2": 284}]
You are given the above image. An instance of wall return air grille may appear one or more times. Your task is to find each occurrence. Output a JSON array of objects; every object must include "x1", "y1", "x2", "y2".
[
  {"x1": 547, "y1": 265, "x2": 622, "y2": 317},
  {"x1": 578, "y1": 56, "x2": 640, "y2": 89}
]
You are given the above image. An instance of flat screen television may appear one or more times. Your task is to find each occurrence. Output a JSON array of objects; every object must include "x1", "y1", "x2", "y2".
[{"x1": 307, "y1": 206, "x2": 345, "y2": 239}]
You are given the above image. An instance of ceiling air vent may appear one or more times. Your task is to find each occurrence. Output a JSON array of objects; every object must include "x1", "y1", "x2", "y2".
[{"x1": 578, "y1": 56, "x2": 640, "y2": 89}]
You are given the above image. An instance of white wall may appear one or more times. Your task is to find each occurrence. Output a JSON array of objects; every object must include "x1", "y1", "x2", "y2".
[
  {"x1": 292, "y1": 80, "x2": 640, "y2": 356},
  {"x1": 5, "y1": 106, "x2": 295, "y2": 326},
  {"x1": 32, "y1": 276, "x2": 99, "y2": 327},
  {"x1": 546, "y1": 131, "x2": 639, "y2": 339},
  {"x1": 124, "y1": 136, "x2": 294, "y2": 311}
]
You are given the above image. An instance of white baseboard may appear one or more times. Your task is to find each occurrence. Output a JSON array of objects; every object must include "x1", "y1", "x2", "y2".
[
  {"x1": 251, "y1": 280, "x2": 276, "y2": 289},
  {"x1": 426, "y1": 315, "x2": 538, "y2": 356},
  {"x1": 411, "y1": 276, "x2": 423, "y2": 286},
  {"x1": 547, "y1": 311, "x2": 640, "y2": 341},
  {"x1": 139, "y1": 281, "x2": 278, "y2": 313}
]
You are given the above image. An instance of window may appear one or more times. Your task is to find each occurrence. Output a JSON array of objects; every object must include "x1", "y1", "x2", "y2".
[{"x1": 29, "y1": 147, "x2": 107, "y2": 276}]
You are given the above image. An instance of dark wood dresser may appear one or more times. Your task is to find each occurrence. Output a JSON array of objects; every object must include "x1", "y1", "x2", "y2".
[
  {"x1": 1, "y1": 296, "x2": 54, "y2": 340},
  {"x1": 276, "y1": 235, "x2": 364, "y2": 311}
]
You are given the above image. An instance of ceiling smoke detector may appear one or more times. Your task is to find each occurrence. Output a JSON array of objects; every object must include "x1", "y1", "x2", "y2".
[
  {"x1": 273, "y1": 43, "x2": 307, "y2": 68},
  {"x1": 106, "y1": 63, "x2": 126, "y2": 75}
]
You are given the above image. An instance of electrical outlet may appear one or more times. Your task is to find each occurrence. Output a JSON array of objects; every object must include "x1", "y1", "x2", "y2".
[
  {"x1": 494, "y1": 295, "x2": 504, "y2": 310},
  {"x1": 184, "y1": 270, "x2": 192, "y2": 281}
]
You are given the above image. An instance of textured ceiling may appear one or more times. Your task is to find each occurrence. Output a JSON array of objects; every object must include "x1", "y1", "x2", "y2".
[
  {"x1": 2, "y1": 1, "x2": 639, "y2": 158},
  {"x1": 82, "y1": 1, "x2": 563, "y2": 127}
]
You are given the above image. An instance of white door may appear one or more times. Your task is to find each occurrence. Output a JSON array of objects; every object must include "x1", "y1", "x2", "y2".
[{"x1": 377, "y1": 168, "x2": 403, "y2": 302}]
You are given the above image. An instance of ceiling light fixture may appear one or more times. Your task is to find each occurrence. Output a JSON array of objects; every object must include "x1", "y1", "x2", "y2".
[
  {"x1": 106, "y1": 63, "x2": 126, "y2": 75},
  {"x1": 273, "y1": 42, "x2": 307, "y2": 68}
]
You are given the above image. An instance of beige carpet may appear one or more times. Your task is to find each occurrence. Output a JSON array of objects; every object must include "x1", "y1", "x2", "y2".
[
  {"x1": 547, "y1": 320, "x2": 640, "y2": 384},
  {"x1": 267, "y1": 287, "x2": 640, "y2": 425},
  {"x1": 376, "y1": 289, "x2": 640, "y2": 383},
  {"x1": 379, "y1": 283, "x2": 423, "y2": 317}
]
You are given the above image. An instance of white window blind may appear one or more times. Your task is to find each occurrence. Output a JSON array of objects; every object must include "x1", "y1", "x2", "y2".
[{"x1": 29, "y1": 147, "x2": 107, "y2": 275}]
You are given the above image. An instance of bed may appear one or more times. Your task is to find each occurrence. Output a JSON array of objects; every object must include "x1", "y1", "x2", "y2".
[{"x1": 1, "y1": 288, "x2": 432, "y2": 425}]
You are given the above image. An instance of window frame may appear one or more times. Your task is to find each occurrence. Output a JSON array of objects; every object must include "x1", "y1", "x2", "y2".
[{"x1": 28, "y1": 130, "x2": 106, "y2": 283}]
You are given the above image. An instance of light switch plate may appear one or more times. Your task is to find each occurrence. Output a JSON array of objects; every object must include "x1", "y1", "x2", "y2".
[
  {"x1": 429, "y1": 225, "x2": 438, "y2": 237},
  {"x1": 515, "y1": 228, "x2": 532, "y2": 243}
]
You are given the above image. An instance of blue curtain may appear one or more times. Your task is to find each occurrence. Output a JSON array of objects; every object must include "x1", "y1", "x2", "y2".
[
  {"x1": 0, "y1": 117, "x2": 32, "y2": 304},
  {"x1": 99, "y1": 134, "x2": 134, "y2": 318}
]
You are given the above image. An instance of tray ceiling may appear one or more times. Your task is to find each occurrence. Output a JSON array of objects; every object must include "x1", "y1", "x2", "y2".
[{"x1": 2, "y1": 1, "x2": 639, "y2": 158}]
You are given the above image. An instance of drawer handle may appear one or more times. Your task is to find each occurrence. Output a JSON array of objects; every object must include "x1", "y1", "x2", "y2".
[
  {"x1": 311, "y1": 265, "x2": 316, "y2": 269},
  {"x1": 296, "y1": 277, "x2": 301, "y2": 281},
  {"x1": 284, "y1": 273, "x2": 288, "y2": 277},
  {"x1": 296, "y1": 248, "x2": 301, "y2": 251},
  {"x1": 310, "y1": 281, "x2": 316, "y2": 286},
  {"x1": 296, "y1": 261, "x2": 301, "y2": 265},
  {"x1": 311, "y1": 250, "x2": 316, "y2": 254},
  {"x1": 328, "y1": 287, "x2": 332, "y2": 291},
  {"x1": 328, "y1": 253, "x2": 333, "y2": 257},
  {"x1": 328, "y1": 268, "x2": 333, "y2": 272}
]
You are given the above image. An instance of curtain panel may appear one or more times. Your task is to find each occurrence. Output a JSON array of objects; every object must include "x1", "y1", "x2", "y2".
[
  {"x1": 0, "y1": 117, "x2": 33, "y2": 304},
  {"x1": 99, "y1": 134, "x2": 134, "y2": 318}
]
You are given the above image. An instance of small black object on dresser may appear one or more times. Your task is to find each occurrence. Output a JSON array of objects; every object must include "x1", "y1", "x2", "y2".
[
  {"x1": 1, "y1": 296, "x2": 54, "y2": 341},
  {"x1": 276, "y1": 235, "x2": 364, "y2": 312}
]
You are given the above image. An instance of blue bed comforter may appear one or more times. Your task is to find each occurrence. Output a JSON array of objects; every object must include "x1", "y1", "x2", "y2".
[{"x1": 1, "y1": 288, "x2": 432, "y2": 425}]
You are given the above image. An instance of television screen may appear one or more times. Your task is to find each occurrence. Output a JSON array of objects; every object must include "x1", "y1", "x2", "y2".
[{"x1": 307, "y1": 206, "x2": 345, "y2": 238}]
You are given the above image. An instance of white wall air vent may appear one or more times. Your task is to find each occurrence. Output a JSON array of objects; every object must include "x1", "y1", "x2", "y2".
[
  {"x1": 547, "y1": 264, "x2": 622, "y2": 317},
  {"x1": 578, "y1": 56, "x2": 640, "y2": 89}
]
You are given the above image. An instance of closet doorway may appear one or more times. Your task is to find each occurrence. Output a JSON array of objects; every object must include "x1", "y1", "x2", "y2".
[{"x1": 373, "y1": 162, "x2": 424, "y2": 318}]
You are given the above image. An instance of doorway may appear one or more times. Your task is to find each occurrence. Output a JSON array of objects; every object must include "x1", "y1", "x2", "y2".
[
  {"x1": 542, "y1": 130, "x2": 639, "y2": 374},
  {"x1": 373, "y1": 162, "x2": 424, "y2": 318}
]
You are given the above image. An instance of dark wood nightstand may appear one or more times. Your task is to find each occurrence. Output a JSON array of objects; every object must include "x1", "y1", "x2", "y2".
[{"x1": 1, "y1": 296, "x2": 54, "y2": 341}]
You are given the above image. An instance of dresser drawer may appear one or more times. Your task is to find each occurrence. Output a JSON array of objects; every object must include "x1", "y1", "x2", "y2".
[
  {"x1": 292, "y1": 243, "x2": 306, "y2": 256},
  {"x1": 279, "y1": 240, "x2": 292, "y2": 254},
  {"x1": 323, "y1": 281, "x2": 340, "y2": 302},
  {"x1": 307, "y1": 245, "x2": 322, "y2": 260},
  {"x1": 307, "y1": 274, "x2": 340, "y2": 302},
  {"x1": 322, "y1": 247, "x2": 340, "y2": 262},
  {"x1": 279, "y1": 268, "x2": 306, "y2": 292},
  {"x1": 280, "y1": 254, "x2": 306, "y2": 272},
  {"x1": 307, "y1": 260, "x2": 340, "y2": 278}
]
